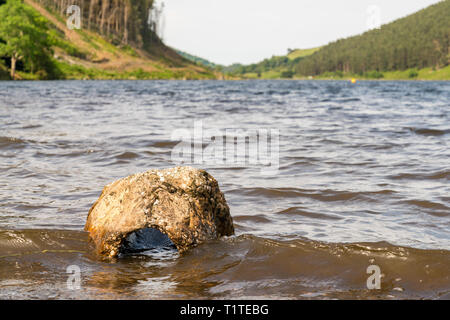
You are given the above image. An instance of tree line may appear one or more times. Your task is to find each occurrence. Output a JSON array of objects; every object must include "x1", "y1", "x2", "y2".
[{"x1": 34, "y1": 0, "x2": 159, "y2": 48}]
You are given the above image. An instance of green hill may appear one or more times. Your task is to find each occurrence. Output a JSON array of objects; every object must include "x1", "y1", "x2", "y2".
[
  {"x1": 0, "y1": 0, "x2": 217, "y2": 80},
  {"x1": 287, "y1": 48, "x2": 321, "y2": 60},
  {"x1": 175, "y1": 47, "x2": 321, "y2": 79},
  {"x1": 175, "y1": 49, "x2": 220, "y2": 69},
  {"x1": 228, "y1": 47, "x2": 320, "y2": 79},
  {"x1": 296, "y1": 0, "x2": 450, "y2": 79}
]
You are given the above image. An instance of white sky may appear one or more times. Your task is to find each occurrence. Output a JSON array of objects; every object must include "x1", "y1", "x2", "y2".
[{"x1": 161, "y1": 0, "x2": 442, "y2": 65}]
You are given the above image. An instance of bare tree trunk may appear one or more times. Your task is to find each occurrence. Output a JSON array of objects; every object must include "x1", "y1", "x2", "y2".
[
  {"x1": 60, "y1": 0, "x2": 65, "y2": 16},
  {"x1": 88, "y1": 0, "x2": 96, "y2": 29},
  {"x1": 123, "y1": 3, "x2": 128, "y2": 44},
  {"x1": 10, "y1": 56, "x2": 16, "y2": 80},
  {"x1": 107, "y1": 7, "x2": 118, "y2": 36},
  {"x1": 114, "y1": 0, "x2": 118, "y2": 37},
  {"x1": 100, "y1": 0, "x2": 109, "y2": 34}
]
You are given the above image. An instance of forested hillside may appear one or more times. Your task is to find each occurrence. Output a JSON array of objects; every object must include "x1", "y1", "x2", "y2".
[
  {"x1": 296, "y1": 0, "x2": 450, "y2": 76},
  {"x1": 223, "y1": 1, "x2": 449, "y2": 80},
  {"x1": 34, "y1": 0, "x2": 156, "y2": 49},
  {"x1": 0, "y1": 0, "x2": 216, "y2": 80}
]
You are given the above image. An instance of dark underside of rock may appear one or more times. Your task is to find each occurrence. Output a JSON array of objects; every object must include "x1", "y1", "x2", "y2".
[
  {"x1": 84, "y1": 167, "x2": 234, "y2": 258},
  {"x1": 119, "y1": 227, "x2": 176, "y2": 255}
]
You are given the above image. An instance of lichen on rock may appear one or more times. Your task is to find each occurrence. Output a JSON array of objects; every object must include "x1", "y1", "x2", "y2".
[{"x1": 84, "y1": 166, "x2": 234, "y2": 258}]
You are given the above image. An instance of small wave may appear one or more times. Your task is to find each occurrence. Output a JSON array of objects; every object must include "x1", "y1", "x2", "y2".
[
  {"x1": 277, "y1": 207, "x2": 342, "y2": 220},
  {"x1": 336, "y1": 98, "x2": 361, "y2": 102},
  {"x1": 389, "y1": 170, "x2": 450, "y2": 181},
  {"x1": 234, "y1": 214, "x2": 273, "y2": 224},
  {"x1": 223, "y1": 106, "x2": 247, "y2": 113},
  {"x1": 160, "y1": 91, "x2": 176, "y2": 97},
  {"x1": 252, "y1": 91, "x2": 264, "y2": 96},
  {"x1": 403, "y1": 200, "x2": 449, "y2": 212},
  {"x1": 279, "y1": 161, "x2": 316, "y2": 170},
  {"x1": 0, "y1": 229, "x2": 88, "y2": 257},
  {"x1": 230, "y1": 187, "x2": 305, "y2": 198},
  {"x1": 423, "y1": 87, "x2": 441, "y2": 94},
  {"x1": 147, "y1": 140, "x2": 179, "y2": 148},
  {"x1": 116, "y1": 151, "x2": 140, "y2": 160},
  {"x1": 33, "y1": 150, "x2": 94, "y2": 158},
  {"x1": 260, "y1": 90, "x2": 290, "y2": 96},
  {"x1": 224, "y1": 89, "x2": 242, "y2": 94},
  {"x1": 0, "y1": 136, "x2": 26, "y2": 149},
  {"x1": 234, "y1": 187, "x2": 395, "y2": 202},
  {"x1": 21, "y1": 124, "x2": 42, "y2": 130},
  {"x1": 218, "y1": 235, "x2": 450, "y2": 299},
  {"x1": 407, "y1": 127, "x2": 449, "y2": 136}
]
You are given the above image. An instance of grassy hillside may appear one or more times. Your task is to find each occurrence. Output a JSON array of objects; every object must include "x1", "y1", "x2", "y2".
[
  {"x1": 173, "y1": 49, "x2": 243, "y2": 79},
  {"x1": 296, "y1": 1, "x2": 450, "y2": 79},
  {"x1": 175, "y1": 49, "x2": 220, "y2": 69},
  {"x1": 307, "y1": 64, "x2": 450, "y2": 81},
  {"x1": 0, "y1": 0, "x2": 217, "y2": 80},
  {"x1": 229, "y1": 47, "x2": 320, "y2": 79},
  {"x1": 287, "y1": 48, "x2": 321, "y2": 60},
  {"x1": 181, "y1": 47, "x2": 321, "y2": 79}
]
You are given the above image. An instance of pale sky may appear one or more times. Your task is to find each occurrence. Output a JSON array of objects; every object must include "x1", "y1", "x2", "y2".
[{"x1": 161, "y1": 0, "x2": 442, "y2": 66}]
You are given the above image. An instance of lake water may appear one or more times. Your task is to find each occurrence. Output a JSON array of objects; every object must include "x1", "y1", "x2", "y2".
[{"x1": 0, "y1": 80, "x2": 449, "y2": 299}]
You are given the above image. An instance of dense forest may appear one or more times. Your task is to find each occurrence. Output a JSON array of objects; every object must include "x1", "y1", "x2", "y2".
[
  {"x1": 296, "y1": 0, "x2": 450, "y2": 76},
  {"x1": 33, "y1": 0, "x2": 160, "y2": 48}
]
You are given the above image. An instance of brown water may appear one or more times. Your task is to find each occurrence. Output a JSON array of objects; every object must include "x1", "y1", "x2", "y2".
[{"x1": 0, "y1": 80, "x2": 449, "y2": 299}]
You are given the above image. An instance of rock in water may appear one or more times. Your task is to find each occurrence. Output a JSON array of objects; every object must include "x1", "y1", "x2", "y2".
[{"x1": 84, "y1": 167, "x2": 234, "y2": 258}]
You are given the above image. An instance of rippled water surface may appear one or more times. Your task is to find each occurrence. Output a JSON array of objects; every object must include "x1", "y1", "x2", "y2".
[{"x1": 0, "y1": 80, "x2": 449, "y2": 299}]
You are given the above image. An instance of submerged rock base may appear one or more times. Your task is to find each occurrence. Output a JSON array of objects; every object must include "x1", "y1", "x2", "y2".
[
  {"x1": 84, "y1": 167, "x2": 234, "y2": 258},
  {"x1": 119, "y1": 227, "x2": 176, "y2": 255}
]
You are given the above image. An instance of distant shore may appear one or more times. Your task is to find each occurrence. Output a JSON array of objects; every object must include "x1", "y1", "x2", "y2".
[
  {"x1": 237, "y1": 65, "x2": 450, "y2": 81},
  {"x1": 1, "y1": 63, "x2": 449, "y2": 81}
]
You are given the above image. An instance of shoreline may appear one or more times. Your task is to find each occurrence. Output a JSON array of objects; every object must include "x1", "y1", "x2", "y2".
[{"x1": 1, "y1": 78, "x2": 449, "y2": 82}]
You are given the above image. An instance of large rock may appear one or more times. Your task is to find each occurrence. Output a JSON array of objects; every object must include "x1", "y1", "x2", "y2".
[{"x1": 85, "y1": 167, "x2": 234, "y2": 258}]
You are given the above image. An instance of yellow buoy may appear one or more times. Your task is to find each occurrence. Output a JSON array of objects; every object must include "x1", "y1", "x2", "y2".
[{"x1": 351, "y1": 78, "x2": 357, "y2": 84}]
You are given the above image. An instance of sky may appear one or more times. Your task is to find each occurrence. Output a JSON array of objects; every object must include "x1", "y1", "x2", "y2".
[{"x1": 161, "y1": 0, "x2": 442, "y2": 66}]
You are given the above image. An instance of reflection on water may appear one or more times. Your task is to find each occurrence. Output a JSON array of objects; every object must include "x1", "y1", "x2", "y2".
[{"x1": 0, "y1": 80, "x2": 449, "y2": 299}]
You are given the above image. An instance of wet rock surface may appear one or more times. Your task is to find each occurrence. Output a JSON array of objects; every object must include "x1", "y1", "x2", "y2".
[{"x1": 84, "y1": 167, "x2": 234, "y2": 258}]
